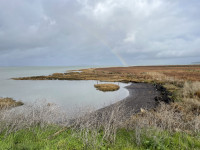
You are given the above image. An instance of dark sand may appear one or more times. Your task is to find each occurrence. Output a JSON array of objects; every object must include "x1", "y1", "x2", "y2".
[
  {"x1": 77, "y1": 83, "x2": 163, "y2": 125},
  {"x1": 98, "y1": 83, "x2": 160, "y2": 115}
]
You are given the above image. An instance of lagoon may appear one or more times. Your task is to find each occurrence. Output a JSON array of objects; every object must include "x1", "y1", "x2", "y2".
[{"x1": 0, "y1": 67, "x2": 129, "y2": 112}]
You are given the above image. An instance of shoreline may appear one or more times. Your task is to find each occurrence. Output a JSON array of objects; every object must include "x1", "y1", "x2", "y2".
[
  {"x1": 12, "y1": 65, "x2": 200, "y2": 82},
  {"x1": 10, "y1": 65, "x2": 176, "y2": 119},
  {"x1": 82, "y1": 82, "x2": 172, "y2": 124}
]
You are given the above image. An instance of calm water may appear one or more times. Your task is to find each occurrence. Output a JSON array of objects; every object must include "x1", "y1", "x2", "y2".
[{"x1": 0, "y1": 67, "x2": 129, "y2": 111}]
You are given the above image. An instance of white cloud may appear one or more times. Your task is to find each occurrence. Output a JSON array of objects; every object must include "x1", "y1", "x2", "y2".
[{"x1": 0, "y1": 0, "x2": 200, "y2": 66}]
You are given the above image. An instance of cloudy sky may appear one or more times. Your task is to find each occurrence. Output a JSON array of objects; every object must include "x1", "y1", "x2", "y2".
[{"x1": 0, "y1": 0, "x2": 200, "y2": 66}]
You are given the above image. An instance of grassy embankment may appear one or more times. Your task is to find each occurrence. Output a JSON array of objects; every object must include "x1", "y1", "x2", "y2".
[{"x1": 3, "y1": 65, "x2": 200, "y2": 149}]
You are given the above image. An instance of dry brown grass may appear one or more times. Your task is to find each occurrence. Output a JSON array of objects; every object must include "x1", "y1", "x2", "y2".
[
  {"x1": 94, "y1": 84, "x2": 120, "y2": 92},
  {"x1": 13, "y1": 65, "x2": 200, "y2": 84},
  {"x1": 96, "y1": 65, "x2": 200, "y2": 82},
  {"x1": 0, "y1": 101, "x2": 70, "y2": 133},
  {"x1": 183, "y1": 82, "x2": 200, "y2": 99},
  {"x1": 52, "y1": 73, "x2": 64, "y2": 77},
  {"x1": 0, "y1": 97, "x2": 23, "y2": 109},
  {"x1": 195, "y1": 90, "x2": 200, "y2": 98},
  {"x1": 126, "y1": 102, "x2": 200, "y2": 133},
  {"x1": 0, "y1": 101, "x2": 131, "y2": 147},
  {"x1": 120, "y1": 76, "x2": 200, "y2": 134}
]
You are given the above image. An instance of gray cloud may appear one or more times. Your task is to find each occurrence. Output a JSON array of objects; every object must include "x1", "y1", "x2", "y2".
[{"x1": 0, "y1": 0, "x2": 200, "y2": 66}]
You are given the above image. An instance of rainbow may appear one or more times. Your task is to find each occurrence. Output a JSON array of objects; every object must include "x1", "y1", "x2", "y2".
[{"x1": 69, "y1": 20, "x2": 128, "y2": 66}]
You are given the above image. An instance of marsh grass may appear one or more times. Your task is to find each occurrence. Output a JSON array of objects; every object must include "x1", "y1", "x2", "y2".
[
  {"x1": 183, "y1": 82, "x2": 200, "y2": 99},
  {"x1": 127, "y1": 102, "x2": 200, "y2": 133},
  {"x1": 94, "y1": 84, "x2": 120, "y2": 92},
  {"x1": 0, "y1": 97, "x2": 23, "y2": 109},
  {"x1": 195, "y1": 90, "x2": 200, "y2": 98}
]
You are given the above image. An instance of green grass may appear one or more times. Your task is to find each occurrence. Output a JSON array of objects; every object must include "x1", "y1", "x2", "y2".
[{"x1": 0, "y1": 126, "x2": 200, "y2": 150}]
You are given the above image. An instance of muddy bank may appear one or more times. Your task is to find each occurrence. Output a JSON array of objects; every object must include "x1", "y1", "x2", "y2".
[
  {"x1": 97, "y1": 83, "x2": 161, "y2": 115},
  {"x1": 79, "y1": 83, "x2": 172, "y2": 125}
]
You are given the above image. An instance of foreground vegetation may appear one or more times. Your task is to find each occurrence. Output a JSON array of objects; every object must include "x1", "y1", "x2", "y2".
[
  {"x1": 94, "y1": 84, "x2": 120, "y2": 92},
  {"x1": 0, "y1": 102, "x2": 200, "y2": 150},
  {"x1": 1, "y1": 126, "x2": 200, "y2": 149}
]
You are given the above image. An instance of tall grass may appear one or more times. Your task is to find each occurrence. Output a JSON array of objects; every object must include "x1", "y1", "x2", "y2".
[
  {"x1": 0, "y1": 101, "x2": 69, "y2": 133},
  {"x1": 183, "y1": 82, "x2": 200, "y2": 99},
  {"x1": 0, "y1": 100, "x2": 200, "y2": 149}
]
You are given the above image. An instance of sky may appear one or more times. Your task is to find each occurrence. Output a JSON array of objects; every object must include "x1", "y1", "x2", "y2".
[{"x1": 0, "y1": 0, "x2": 200, "y2": 66}]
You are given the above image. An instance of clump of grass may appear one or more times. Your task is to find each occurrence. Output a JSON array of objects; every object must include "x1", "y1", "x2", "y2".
[
  {"x1": 0, "y1": 97, "x2": 23, "y2": 109},
  {"x1": 183, "y1": 82, "x2": 200, "y2": 99},
  {"x1": 127, "y1": 102, "x2": 200, "y2": 133},
  {"x1": 94, "y1": 84, "x2": 120, "y2": 92},
  {"x1": 195, "y1": 90, "x2": 200, "y2": 98}
]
